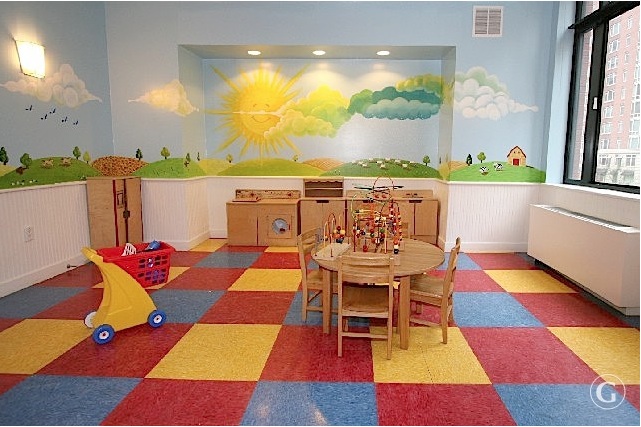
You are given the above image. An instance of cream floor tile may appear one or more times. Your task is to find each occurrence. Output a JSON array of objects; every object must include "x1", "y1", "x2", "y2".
[
  {"x1": 229, "y1": 268, "x2": 301, "y2": 292},
  {"x1": 146, "y1": 324, "x2": 281, "y2": 380},
  {"x1": 549, "y1": 327, "x2": 640, "y2": 384},
  {"x1": 486, "y1": 270, "x2": 576, "y2": 293},
  {"x1": 265, "y1": 246, "x2": 298, "y2": 253},
  {"x1": 0, "y1": 319, "x2": 91, "y2": 374}
]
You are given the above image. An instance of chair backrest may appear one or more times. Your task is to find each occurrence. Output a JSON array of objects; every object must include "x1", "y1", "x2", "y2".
[
  {"x1": 338, "y1": 253, "x2": 395, "y2": 286},
  {"x1": 443, "y1": 237, "x2": 461, "y2": 297},
  {"x1": 297, "y1": 228, "x2": 322, "y2": 278}
]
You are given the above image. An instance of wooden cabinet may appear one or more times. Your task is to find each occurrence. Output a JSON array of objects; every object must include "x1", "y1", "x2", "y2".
[
  {"x1": 299, "y1": 199, "x2": 346, "y2": 234},
  {"x1": 227, "y1": 199, "x2": 299, "y2": 246},
  {"x1": 303, "y1": 178, "x2": 344, "y2": 198},
  {"x1": 86, "y1": 176, "x2": 143, "y2": 249},
  {"x1": 410, "y1": 199, "x2": 439, "y2": 244}
]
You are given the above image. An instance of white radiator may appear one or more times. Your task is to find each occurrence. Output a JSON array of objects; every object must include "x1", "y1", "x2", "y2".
[{"x1": 527, "y1": 204, "x2": 640, "y2": 315}]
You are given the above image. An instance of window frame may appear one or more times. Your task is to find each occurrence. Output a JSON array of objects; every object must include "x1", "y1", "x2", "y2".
[{"x1": 564, "y1": 1, "x2": 640, "y2": 194}]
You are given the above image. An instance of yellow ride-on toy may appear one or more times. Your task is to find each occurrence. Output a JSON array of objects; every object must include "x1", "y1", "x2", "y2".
[{"x1": 82, "y1": 247, "x2": 168, "y2": 344}]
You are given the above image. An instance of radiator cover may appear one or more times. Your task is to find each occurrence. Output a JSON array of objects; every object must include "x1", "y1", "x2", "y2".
[{"x1": 527, "y1": 204, "x2": 640, "y2": 315}]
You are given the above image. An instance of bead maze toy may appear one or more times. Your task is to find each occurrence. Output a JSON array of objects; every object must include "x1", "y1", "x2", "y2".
[
  {"x1": 350, "y1": 177, "x2": 405, "y2": 254},
  {"x1": 313, "y1": 212, "x2": 351, "y2": 261},
  {"x1": 81, "y1": 242, "x2": 173, "y2": 344}
]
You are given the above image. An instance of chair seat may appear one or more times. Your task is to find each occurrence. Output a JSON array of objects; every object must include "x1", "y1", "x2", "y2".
[
  {"x1": 343, "y1": 285, "x2": 389, "y2": 315},
  {"x1": 410, "y1": 274, "x2": 445, "y2": 297}
]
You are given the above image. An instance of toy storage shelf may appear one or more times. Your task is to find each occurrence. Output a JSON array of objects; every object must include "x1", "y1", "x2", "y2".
[{"x1": 303, "y1": 178, "x2": 344, "y2": 198}]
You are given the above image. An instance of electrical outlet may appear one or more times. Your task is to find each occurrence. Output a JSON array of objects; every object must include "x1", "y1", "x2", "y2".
[{"x1": 24, "y1": 225, "x2": 34, "y2": 242}]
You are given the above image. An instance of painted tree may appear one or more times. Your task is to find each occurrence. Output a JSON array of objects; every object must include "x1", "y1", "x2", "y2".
[
  {"x1": 0, "y1": 147, "x2": 8, "y2": 165},
  {"x1": 72, "y1": 146, "x2": 81, "y2": 160},
  {"x1": 477, "y1": 152, "x2": 486, "y2": 163},
  {"x1": 197, "y1": 152, "x2": 201, "y2": 161},
  {"x1": 292, "y1": 154, "x2": 299, "y2": 162},
  {"x1": 161, "y1": 147, "x2": 170, "y2": 159},
  {"x1": 135, "y1": 148, "x2": 143, "y2": 161},
  {"x1": 226, "y1": 154, "x2": 233, "y2": 163},
  {"x1": 466, "y1": 154, "x2": 473, "y2": 166},
  {"x1": 20, "y1": 153, "x2": 33, "y2": 169},
  {"x1": 422, "y1": 155, "x2": 431, "y2": 166},
  {"x1": 82, "y1": 151, "x2": 91, "y2": 164},
  {"x1": 185, "y1": 152, "x2": 191, "y2": 163}
]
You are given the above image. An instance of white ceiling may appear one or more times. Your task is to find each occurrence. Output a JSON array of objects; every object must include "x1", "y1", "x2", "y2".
[{"x1": 181, "y1": 44, "x2": 454, "y2": 60}]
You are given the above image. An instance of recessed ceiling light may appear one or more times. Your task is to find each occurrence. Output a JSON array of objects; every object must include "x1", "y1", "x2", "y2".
[
  {"x1": 247, "y1": 50, "x2": 261, "y2": 56},
  {"x1": 377, "y1": 50, "x2": 390, "y2": 56},
  {"x1": 312, "y1": 50, "x2": 326, "y2": 56}
]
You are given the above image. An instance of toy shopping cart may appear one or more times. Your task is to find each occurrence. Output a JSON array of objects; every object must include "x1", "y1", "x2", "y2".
[{"x1": 81, "y1": 241, "x2": 175, "y2": 344}]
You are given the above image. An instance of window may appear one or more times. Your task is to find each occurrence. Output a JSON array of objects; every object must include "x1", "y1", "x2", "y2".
[{"x1": 565, "y1": 2, "x2": 639, "y2": 193}]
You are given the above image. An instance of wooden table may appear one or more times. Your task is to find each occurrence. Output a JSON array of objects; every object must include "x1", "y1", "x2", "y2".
[{"x1": 313, "y1": 238, "x2": 444, "y2": 349}]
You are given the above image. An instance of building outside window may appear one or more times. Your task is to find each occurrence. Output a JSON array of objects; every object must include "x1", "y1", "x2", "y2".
[{"x1": 565, "y1": 1, "x2": 640, "y2": 193}]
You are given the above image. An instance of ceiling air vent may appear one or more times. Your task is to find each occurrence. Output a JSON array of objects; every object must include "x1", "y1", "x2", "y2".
[{"x1": 473, "y1": 6, "x2": 503, "y2": 37}]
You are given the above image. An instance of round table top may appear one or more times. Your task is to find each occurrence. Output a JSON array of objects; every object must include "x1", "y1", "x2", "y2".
[{"x1": 313, "y1": 238, "x2": 445, "y2": 276}]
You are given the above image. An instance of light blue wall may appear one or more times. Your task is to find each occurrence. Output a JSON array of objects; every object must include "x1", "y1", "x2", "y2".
[{"x1": 0, "y1": 1, "x2": 113, "y2": 161}]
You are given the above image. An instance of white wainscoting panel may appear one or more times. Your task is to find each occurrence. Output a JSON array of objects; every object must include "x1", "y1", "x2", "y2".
[
  {"x1": 0, "y1": 183, "x2": 90, "y2": 298},
  {"x1": 445, "y1": 182, "x2": 541, "y2": 252}
]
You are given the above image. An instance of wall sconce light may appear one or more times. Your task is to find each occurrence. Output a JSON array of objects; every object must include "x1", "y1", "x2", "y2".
[{"x1": 15, "y1": 40, "x2": 45, "y2": 78}]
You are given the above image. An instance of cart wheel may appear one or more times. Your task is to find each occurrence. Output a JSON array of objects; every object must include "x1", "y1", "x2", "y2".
[
  {"x1": 148, "y1": 310, "x2": 166, "y2": 328},
  {"x1": 93, "y1": 324, "x2": 115, "y2": 344},
  {"x1": 84, "y1": 311, "x2": 96, "y2": 328}
]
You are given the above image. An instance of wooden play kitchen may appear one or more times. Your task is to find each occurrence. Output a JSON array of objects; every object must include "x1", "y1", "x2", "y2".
[{"x1": 226, "y1": 178, "x2": 439, "y2": 247}]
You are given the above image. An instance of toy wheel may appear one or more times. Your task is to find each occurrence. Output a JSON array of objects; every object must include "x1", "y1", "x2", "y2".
[
  {"x1": 92, "y1": 324, "x2": 115, "y2": 344},
  {"x1": 84, "y1": 311, "x2": 96, "y2": 328},
  {"x1": 148, "y1": 310, "x2": 166, "y2": 328}
]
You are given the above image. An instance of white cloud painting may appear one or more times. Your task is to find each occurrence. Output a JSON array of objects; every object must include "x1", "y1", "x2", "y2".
[{"x1": 129, "y1": 79, "x2": 197, "y2": 117}]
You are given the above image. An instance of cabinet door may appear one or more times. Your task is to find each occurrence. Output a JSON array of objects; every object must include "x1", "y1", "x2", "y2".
[
  {"x1": 413, "y1": 199, "x2": 439, "y2": 244},
  {"x1": 124, "y1": 177, "x2": 143, "y2": 244},
  {"x1": 393, "y1": 200, "x2": 413, "y2": 239},
  {"x1": 258, "y1": 203, "x2": 299, "y2": 246},
  {"x1": 300, "y1": 200, "x2": 345, "y2": 235},
  {"x1": 226, "y1": 203, "x2": 258, "y2": 245}
]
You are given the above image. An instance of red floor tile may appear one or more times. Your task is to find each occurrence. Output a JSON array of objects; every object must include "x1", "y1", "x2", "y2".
[
  {"x1": 251, "y1": 252, "x2": 301, "y2": 269},
  {"x1": 0, "y1": 374, "x2": 28, "y2": 395},
  {"x1": 261, "y1": 325, "x2": 375, "y2": 382},
  {"x1": 199, "y1": 291, "x2": 294, "y2": 324},
  {"x1": 513, "y1": 293, "x2": 630, "y2": 327},
  {"x1": 467, "y1": 253, "x2": 537, "y2": 270},
  {"x1": 377, "y1": 384, "x2": 516, "y2": 425},
  {"x1": 33, "y1": 288, "x2": 104, "y2": 320},
  {"x1": 35, "y1": 263, "x2": 102, "y2": 287},
  {"x1": 0, "y1": 318, "x2": 21, "y2": 333},
  {"x1": 101, "y1": 378, "x2": 255, "y2": 426},
  {"x1": 617, "y1": 384, "x2": 640, "y2": 410},
  {"x1": 38, "y1": 323, "x2": 192, "y2": 377},
  {"x1": 163, "y1": 267, "x2": 245, "y2": 290},
  {"x1": 461, "y1": 327, "x2": 599, "y2": 383},
  {"x1": 453, "y1": 270, "x2": 506, "y2": 292},
  {"x1": 169, "y1": 251, "x2": 211, "y2": 267}
]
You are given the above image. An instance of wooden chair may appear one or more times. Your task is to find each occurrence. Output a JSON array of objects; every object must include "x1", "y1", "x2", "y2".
[
  {"x1": 409, "y1": 237, "x2": 461, "y2": 344},
  {"x1": 337, "y1": 253, "x2": 395, "y2": 359},
  {"x1": 297, "y1": 228, "x2": 330, "y2": 321}
]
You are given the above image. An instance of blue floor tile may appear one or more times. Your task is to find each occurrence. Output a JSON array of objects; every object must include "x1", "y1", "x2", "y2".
[
  {"x1": 0, "y1": 286, "x2": 85, "y2": 319},
  {"x1": 242, "y1": 381, "x2": 378, "y2": 426},
  {"x1": 495, "y1": 384, "x2": 640, "y2": 426},
  {"x1": 195, "y1": 252, "x2": 262, "y2": 268},
  {"x1": 150, "y1": 289, "x2": 223, "y2": 323},
  {"x1": 454, "y1": 292, "x2": 543, "y2": 327},
  {"x1": 444, "y1": 252, "x2": 482, "y2": 271},
  {"x1": 0, "y1": 374, "x2": 140, "y2": 425}
]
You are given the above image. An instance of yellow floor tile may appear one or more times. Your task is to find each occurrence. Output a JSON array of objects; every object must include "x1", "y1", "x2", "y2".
[
  {"x1": 0, "y1": 319, "x2": 91, "y2": 374},
  {"x1": 372, "y1": 327, "x2": 491, "y2": 384},
  {"x1": 265, "y1": 246, "x2": 298, "y2": 253},
  {"x1": 146, "y1": 324, "x2": 281, "y2": 380},
  {"x1": 486, "y1": 270, "x2": 576, "y2": 293},
  {"x1": 229, "y1": 268, "x2": 301, "y2": 292},
  {"x1": 549, "y1": 327, "x2": 640, "y2": 384},
  {"x1": 191, "y1": 239, "x2": 226, "y2": 252}
]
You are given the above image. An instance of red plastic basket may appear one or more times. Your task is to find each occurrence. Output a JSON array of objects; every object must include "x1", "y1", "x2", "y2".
[{"x1": 97, "y1": 242, "x2": 175, "y2": 288}]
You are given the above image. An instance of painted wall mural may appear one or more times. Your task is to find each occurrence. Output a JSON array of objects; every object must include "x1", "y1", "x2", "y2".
[{"x1": 0, "y1": 61, "x2": 545, "y2": 190}]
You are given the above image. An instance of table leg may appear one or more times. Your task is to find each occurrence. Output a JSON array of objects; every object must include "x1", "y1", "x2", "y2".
[
  {"x1": 322, "y1": 267, "x2": 331, "y2": 334},
  {"x1": 398, "y1": 276, "x2": 410, "y2": 349}
]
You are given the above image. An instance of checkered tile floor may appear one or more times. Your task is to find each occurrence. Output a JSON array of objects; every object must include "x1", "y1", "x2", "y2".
[{"x1": 0, "y1": 239, "x2": 638, "y2": 425}]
